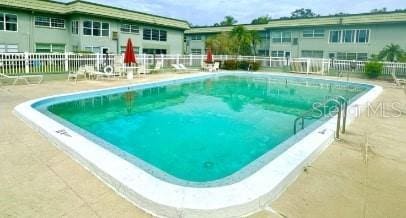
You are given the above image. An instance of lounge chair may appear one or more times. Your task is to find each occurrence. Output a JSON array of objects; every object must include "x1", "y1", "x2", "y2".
[
  {"x1": 153, "y1": 61, "x2": 163, "y2": 72},
  {"x1": 83, "y1": 65, "x2": 114, "y2": 80},
  {"x1": 0, "y1": 72, "x2": 43, "y2": 85},
  {"x1": 391, "y1": 72, "x2": 406, "y2": 87},
  {"x1": 171, "y1": 64, "x2": 188, "y2": 73},
  {"x1": 68, "y1": 66, "x2": 87, "y2": 83},
  {"x1": 178, "y1": 64, "x2": 199, "y2": 72}
]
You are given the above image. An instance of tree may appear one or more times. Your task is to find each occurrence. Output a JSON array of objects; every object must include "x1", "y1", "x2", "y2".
[
  {"x1": 248, "y1": 31, "x2": 262, "y2": 56},
  {"x1": 251, "y1": 15, "x2": 271, "y2": 24},
  {"x1": 377, "y1": 44, "x2": 405, "y2": 62},
  {"x1": 291, "y1": 8, "x2": 318, "y2": 18},
  {"x1": 230, "y1": 25, "x2": 251, "y2": 55},
  {"x1": 214, "y1": 16, "x2": 238, "y2": 26},
  {"x1": 370, "y1": 8, "x2": 387, "y2": 13},
  {"x1": 205, "y1": 32, "x2": 237, "y2": 55}
]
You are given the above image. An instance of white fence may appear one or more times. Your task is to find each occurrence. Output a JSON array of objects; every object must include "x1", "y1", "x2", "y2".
[{"x1": 1, "y1": 52, "x2": 406, "y2": 76}]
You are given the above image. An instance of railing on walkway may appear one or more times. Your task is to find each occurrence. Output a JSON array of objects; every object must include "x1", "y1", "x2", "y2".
[{"x1": 1, "y1": 53, "x2": 406, "y2": 76}]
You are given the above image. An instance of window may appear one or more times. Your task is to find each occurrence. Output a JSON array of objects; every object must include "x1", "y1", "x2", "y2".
[
  {"x1": 329, "y1": 30, "x2": 341, "y2": 43},
  {"x1": 83, "y1": 21, "x2": 92, "y2": 35},
  {"x1": 101, "y1": 22, "x2": 109, "y2": 36},
  {"x1": 120, "y1": 46, "x2": 140, "y2": 54},
  {"x1": 272, "y1": 32, "x2": 291, "y2": 43},
  {"x1": 191, "y1": 35, "x2": 202, "y2": 40},
  {"x1": 330, "y1": 29, "x2": 369, "y2": 43},
  {"x1": 303, "y1": 29, "x2": 324, "y2": 38},
  {"x1": 258, "y1": 49, "x2": 270, "y2": 56},
  {"x1": 356, "y1": 53, "x2": 368, "y2": 60},
  {"x1": 343, "y1": 30, "x2": 355, "y2": 43},
  {"x1": 151, "y1": 29, "x2": 159, "y2": 41},
  {"x1": 142, "y1": 48, "x2": 167, "y2": 54},
  {"x1": 191, "y1": 49, "x2": 201, "y2": 55},
  {"x1": 159, "y1": 30, "x2": 167, "y2": 41},
  {"x1": 271, "y1": 50, "x2": 285, "y2": 57},
  {"x1": 301, "y1": 50, "x2": 324, "y2": 58},
  {"x1": 71, "y1": 20, "x2": 79, "y2": 35},
  {"x1": 0, "y1": 44, "x2": 18, "y2": 53},
  {"x1": 143, "y1": 28, "x2": 167, "y2": 41},
  {"x1": 356, "y1": 29, "x2": 369, "y2": 43},
  {"x1": 0, "y1": 13, "x2": 17, "y2": 31},
  {"x1": 120, "y1": 24, "x2": 139, "y2": 34},
  {"x1": 282, "y1": 32, "x2": 291, "y2": 42},
  {"x1": 35, "y1": 43, "x2": 65, "y2": 53},
  {"x1": 51, "y1": 18, "x2": 65, "y2": 28},
  {"x1": 35, "y1": 16, "x2": 65, "y2": 28},
  {"x1": 93, "y1": 22, "x2": 101, "y2": 36},
  {"x1": 83, "y1": 21, "x2": 109, "y2": 37},
  {"x1": 84, "y1": 46, "x2": 101, "y2": 53},
  {"x1": 336, "y1": 52, "x2": 368, "y2": 60}
]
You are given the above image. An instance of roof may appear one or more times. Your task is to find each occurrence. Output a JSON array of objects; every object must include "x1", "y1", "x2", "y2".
[
  {"x1": 185, "y1": 11, "x2": 406, "y2": 34},
  {"x1": 0, "y1": 0, "x2": 190, "y2": 30}
]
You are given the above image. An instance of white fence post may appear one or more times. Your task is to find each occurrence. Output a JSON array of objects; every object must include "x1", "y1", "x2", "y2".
[
  {"x1": 64, "y1": 52, "x2": 69, "y2": 72},
  {"x1": 306, "y1": 58, "x2": 311, "y2": 75},
  {"x1": 24, "y1": 52, "x2": 29, "y2": 74},
  {"x1": 95, "y1": 53, "x2": 100, "y2": 71},
  {"x1": 176, "y1": 54, "x2": 180, "y2": 65}
]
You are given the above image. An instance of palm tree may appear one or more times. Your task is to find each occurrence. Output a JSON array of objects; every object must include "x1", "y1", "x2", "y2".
[
  {"x1": 231, "y1": 25, "x2": 250, "y2": 55},
  {"x1": 221, "y1": 16, "x2": 238, "y2": 26},
  {"x1": 378, "y1": 44, "x2": 405, "y2": 62},
  {"x1": 248, "y1": 31, "x2": 262, "y2": 56}
]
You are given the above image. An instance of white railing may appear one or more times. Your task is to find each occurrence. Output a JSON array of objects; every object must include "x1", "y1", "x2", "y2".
[{"x1": 1, "y1": 52, "x2": 406, "y2": 76}]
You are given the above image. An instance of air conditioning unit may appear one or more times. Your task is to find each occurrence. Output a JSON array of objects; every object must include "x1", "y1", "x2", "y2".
[
  {"x1": 112, "y1": 31, "x2": 119, "y2": 40},
  {"x1": 293, "y1": 38, "x2": 298, "y2": 45}
]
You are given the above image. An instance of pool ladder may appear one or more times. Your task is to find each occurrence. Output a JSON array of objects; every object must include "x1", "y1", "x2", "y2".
[{"x1": 293, "y1": 95, "x2": 348, "y2": 139}]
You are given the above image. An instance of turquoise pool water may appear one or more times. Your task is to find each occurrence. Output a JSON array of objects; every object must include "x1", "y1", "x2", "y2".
[{"x1": 40, "y1": 75, "x2": 369, "y2": 184}]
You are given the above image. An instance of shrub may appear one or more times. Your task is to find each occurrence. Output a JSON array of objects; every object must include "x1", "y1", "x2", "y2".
[
  {"x1": 365, "y1": 61, "x2": 383, "y2": 79},
  {"x1": 250, "y1": 61, "x2": 261, "y2": 71},
  {"x1": 222, "y1": 60, "x2": 238, "y2": 70},
  {"x1": 238, "y1": 60, "x2": 250, "y2": 70},
  {"x1": 222, "y1": 60, "x2": 262, "y2": 71}
]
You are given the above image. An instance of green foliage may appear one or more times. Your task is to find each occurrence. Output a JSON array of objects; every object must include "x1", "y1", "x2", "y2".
[
  {"x1": 291, "y1": 8, "x2": 318, "y2": 18},
  {"x1": 222, "y1": 60, "x2": 261, "y2": 71},
  {"x1": 205, "y1": 26, "x2": 262, "y2": 56},
  {"x1": 377, "y1": 44, "x2": 405, "y2": 62},
  {"x1": 365, "y1": 61, "x2": 383, "y2": 79},
  {"x1": 248, "y1": 30, "x2": 262, "y2": 56},
  {"x1": 370, "y1": 8, "x2": 387, "y2": 13},
  {"x1": 251, "y1": 15, "x2": 272, "y2": 24},
  {"x1": 222, "y1": 60, "x2": 238, "y2": 70},
  {"x1": 214, "y1": 16, "x2": 238, "y2": 26},
  {"x1": 205, "y1": 32, "x2": 237, "y2": 55},
  {"x1": 231, "y1": 25, "x2": 252, "y2": 55}
]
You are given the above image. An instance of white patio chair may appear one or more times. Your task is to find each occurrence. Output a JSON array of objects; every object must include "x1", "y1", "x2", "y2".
[
  {"x1": 392, "y1": 72, "x2": 406, "y2": 87},
  {"x1": 68, "y1": 66, "x2": 86, "y2": 83},
  {"x1": 213, "y1": 62, "x2": 220, "y2": 71},
  {"x1": 0, "y1": 72, "x2": 43, "y2": 85},
  {"x1": 201, "y1": 62, "x2": 213, "y2": 72}
]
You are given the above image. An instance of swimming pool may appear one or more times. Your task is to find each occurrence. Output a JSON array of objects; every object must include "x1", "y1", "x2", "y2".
[{"x1": 14, "y1": 72, "x2": 382, "y2": 217}]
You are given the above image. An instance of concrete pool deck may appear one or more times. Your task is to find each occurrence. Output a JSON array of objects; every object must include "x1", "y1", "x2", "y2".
[{"x1": 1, "y1": 72, "x2": 405, "y2": 217}]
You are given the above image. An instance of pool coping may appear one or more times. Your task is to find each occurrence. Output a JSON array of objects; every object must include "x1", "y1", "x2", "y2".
[{"x1": 13, "y1": 71, "x2": 382, "y2": 218}]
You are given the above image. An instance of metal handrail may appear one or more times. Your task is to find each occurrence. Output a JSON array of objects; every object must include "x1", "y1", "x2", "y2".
[{"x1": 293, "y1": 95, "x2": 348, "y2": 139}]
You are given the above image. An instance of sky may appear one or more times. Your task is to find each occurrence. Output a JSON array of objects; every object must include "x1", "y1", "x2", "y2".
[{"x1": 59, "y1": 0, "x2": 406, "y2": 25}]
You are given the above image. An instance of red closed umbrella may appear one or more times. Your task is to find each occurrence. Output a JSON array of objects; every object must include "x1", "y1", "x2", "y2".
[
  {"x1": 124, "y1": 38, "x2": 136, "y2": 66},
  {"x1": 206, "y1": 48, "x2": 213, "y2": 63}
]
